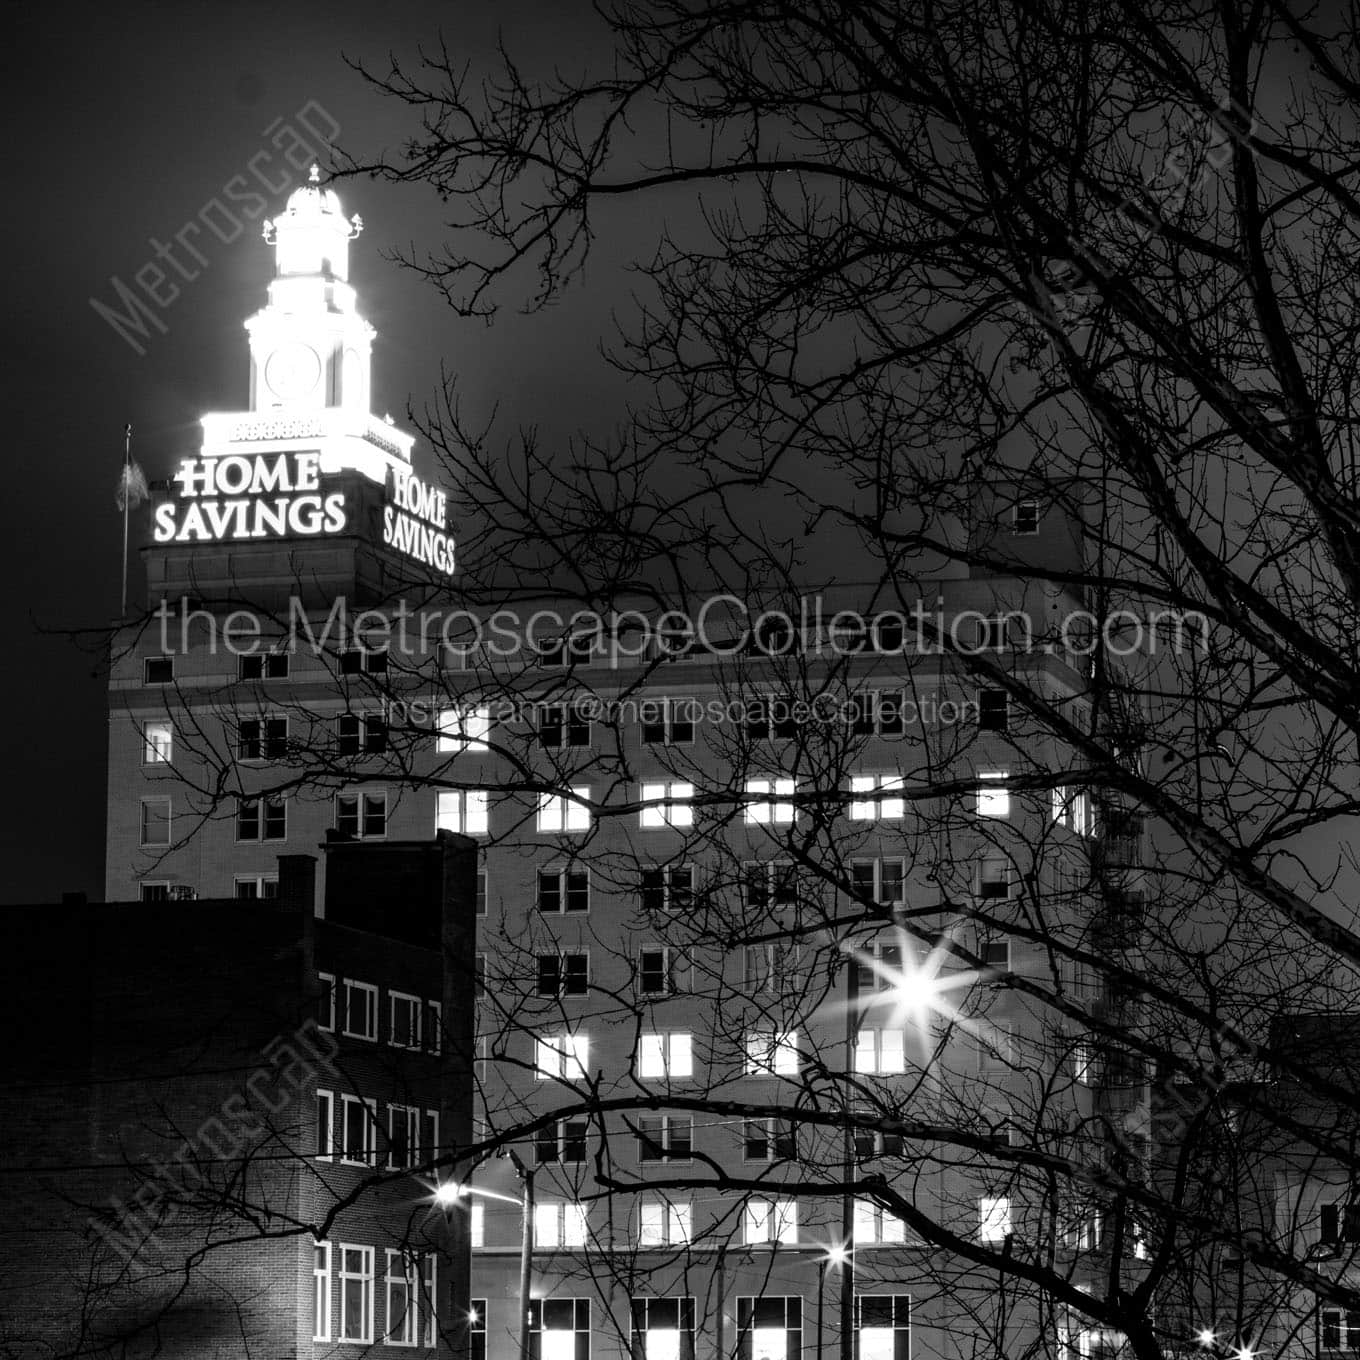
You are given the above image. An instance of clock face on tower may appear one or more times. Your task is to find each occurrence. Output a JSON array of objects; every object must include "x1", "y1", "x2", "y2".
[{"x1": 264, "y1": 342, "x2": 322, "y2": 401}]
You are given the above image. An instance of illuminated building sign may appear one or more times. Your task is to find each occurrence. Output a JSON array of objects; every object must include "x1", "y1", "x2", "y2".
[
  {"x1": 383, "y1": 468, "x2": 455, "y2": 575},
  {"x1": 153, "y1": 452, "x2": 347, "y2": 543}
]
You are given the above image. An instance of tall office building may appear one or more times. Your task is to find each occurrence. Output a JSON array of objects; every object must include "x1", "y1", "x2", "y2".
[{"x1": 107, "y1": 174, "x2": 1152, "y2": 1360}]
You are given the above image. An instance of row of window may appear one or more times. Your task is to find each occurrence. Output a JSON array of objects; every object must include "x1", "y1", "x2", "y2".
[
  {"x1": 312, "y1": 1242, "x2": 435, "y2": 1346},
  {"x1": 465, "y1": 1185, "x2": 995, "y2": 1251},
  {"x1": 135, "y1": 683, "x2": 1019, "y2": 769},
  {"x1": 316, "y1": 973, "x2": 442, "y2": 1051},
  {"x1": 137, "y1": 769, "x2": 1075, "y2": 847},
  {"x1": 145, "y1": 647, "x2": 387, "y2": 687},
  {"x1": 527, "y1": 1114, "x2": 898, "y2": 1167},
  {"x1": 315, "y1": 1089, "x2": 440, "y2": 1170},
  {"x1": 464, "y1": 1294, "x2": 909, "y2": 1360},
  {"x1": 526, "y1": 1026, "x2": 950, "y2": 1082}
]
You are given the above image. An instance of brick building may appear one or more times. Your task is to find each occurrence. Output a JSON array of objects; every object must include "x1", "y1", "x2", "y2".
[
  {"x1": 102, "y1": 172, "x2": 1153, "y2": 1360},
  {"x1": 1, "y1": 837, "x2": 476, "y2": 1358}
]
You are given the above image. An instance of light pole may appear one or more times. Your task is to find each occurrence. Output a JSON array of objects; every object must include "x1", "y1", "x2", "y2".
[
  {"x1": 818, "y1": 1246, "x2": 850, "y2": 1360},
  {"x1": 508, "y1": 1150, "x2": 536, "y2": 1360},
  {"x1": 842, "y1": 960, "x2": 859, "y2": 1360},
  {"x1": 434, "y1": 1172, "x2": 536, "y2": 1360}
]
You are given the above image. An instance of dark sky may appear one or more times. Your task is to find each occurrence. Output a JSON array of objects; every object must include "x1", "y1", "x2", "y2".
[{"x1": 0, "y1": 1, "x2": 635, "y2": 901}]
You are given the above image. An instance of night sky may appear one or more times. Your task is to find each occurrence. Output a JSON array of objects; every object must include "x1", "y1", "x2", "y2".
[{"x1": 1, "y1": 2, "x2": 636, "y2": 901}]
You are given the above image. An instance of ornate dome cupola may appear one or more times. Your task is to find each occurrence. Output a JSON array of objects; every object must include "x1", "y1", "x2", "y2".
[{"x1": 244, "y1": 165, "x2": 374, "y2": 415}]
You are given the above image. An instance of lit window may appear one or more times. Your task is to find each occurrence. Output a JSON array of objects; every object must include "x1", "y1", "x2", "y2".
[
  {"x1": 743, "y1": 1197, "x2": 798, "y2": 1244},
  {"x1": 745, "y1": 1030, "x2": 799, "y2": 1076},
  {"x1": 737, "y1": 1298, "x2": 801, "y2": 1360},
  {"x1": 1051, "y1": 786, "x2": 1093, "y2": 836},
  {"x1": 632, "y1": 1295, "x2": 697, "y2": 1360},
  {"x1": 437, "y1": 789, "x2": 490, "y2": 835},
  {"x1": 850, "y1": 859, "x2": 906, "y2": 908},
  {"x1": 536, "y1": 1033, "x2": 590, "y2": 1081},
  {"x1": 236, "y1": 796, "x2": 286, "y2": 842},
  {"x1": 470, "y1": 1204, "x2": 485, "y2": 1248},
  {"x1": 313, "y1": 1241, "x2": 332, "y2": 1341},
  {"x1": 385, "y1": 1249, "x2": 419, "y2": 1346},
  {"x1": 855, "y1": 1029, "x2": 907, "y2": 1075},
  {"x1": 339, "y1": 1095, "x2": 378, "y2": 1166},
  {"x1": 640, "y1": 782, "x2": 695, "y2": 829},
  {"x1": 338, "y1": 1244, "x2": 374, "y2": 1342},
  {"x1": 641, "y1": 865, "x2": 694, "y2": 912},
  {"x1": 979, "y1": 1195, "x2": 1012, "y2": 1242},
  {"x1": 437, "y1": 705, "x2": 491, "y2": 753},
  {"x1": 638, "y1": 1032, "x2": 694, "y2": 1080},
  {"x1": 140, "y1": 796, "x2": 171, "y2": 846},
  {"x1": 976, "y1": 773, "x2": 1010, "y2": 818},
  {"x1": 342, "y1": 980, "x2": 378, "y2": 1041},
  {"x1": 639, "y1": 1199, "x2": 692, "y2": 1246},
  {"x1": 641, "y1": 698, "x2": 696, "y2": 745},
  {"x1": 142, "y1": 721, "x2": 173, "y2": 764},
  {"x1": 849, "y1": 774, "x2": 906, "y2": 821},
  {"x1": 533, "y1": 1201, "x2": 588, "y2": 1248},
  {"x1": 336, "y1": 791, "x2": 387, "y2": 839},
  {"x1": 538, "y1": 868, "x2": 589, "y2": 913},
  {"x1": 538, "y1": 788, "x2": 592, "y2": 833},
  {"x1": 853, "y1": 1198, "x2": 907, "y2": 1245},
  {"x1": 390, "y1": 992, "x2": 422, "y2": 1049},
  {"x1": 744, "y1": 777, "x2": 797, "y2": 825},
  {"x1": 856, "y1": 1296, "x2": 911, "y2": 1360}
]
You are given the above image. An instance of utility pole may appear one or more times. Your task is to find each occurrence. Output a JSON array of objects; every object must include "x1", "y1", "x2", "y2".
[{"x1": 509, "y1": 1150, "x2": 536, "y2": 1360}]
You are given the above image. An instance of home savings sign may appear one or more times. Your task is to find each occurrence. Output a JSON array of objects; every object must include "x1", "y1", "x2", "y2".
[
  {"x1": 153, "y1": 452, "x2": 347, "y2": 543},
  {"x1": 383, "y1": 468, "x2": 455, "y2": 576}
]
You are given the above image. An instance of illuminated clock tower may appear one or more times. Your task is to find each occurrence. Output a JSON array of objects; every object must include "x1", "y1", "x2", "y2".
[{"x1": 197, "y1": 165, "x2": 415, "y2": 487}]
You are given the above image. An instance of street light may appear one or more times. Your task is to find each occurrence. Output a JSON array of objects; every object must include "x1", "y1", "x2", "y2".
[
  {"x1": 817, "y1": 1246, "x2": 851, "y2": 1360},
  {"x1": 434, "y1": 1169, "x2": 535, "y2": 1360}
]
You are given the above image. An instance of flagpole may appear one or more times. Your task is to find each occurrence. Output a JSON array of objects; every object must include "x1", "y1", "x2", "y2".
[{"x1": 121, "y1": 423, "x2": 132, "y2": 618}]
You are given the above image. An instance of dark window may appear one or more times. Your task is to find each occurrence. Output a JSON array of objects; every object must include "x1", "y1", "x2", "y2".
[
  {"x1": 743, "y1": 1118, "x2": 795, "y2": 1161},
  {"x1": 641, "y1": 698, "x2": 696, "y2": 745},
  {"x1": 469, "y1": 1301, "x2": 487, "y2": 1360},
  {"x1": 538, "y1": 703, "x2": 591, "y2": 749},
  {"x1": 237, "y1": 797, "x2": 286, "y2": 842},
  {"x1": 979, "y1": 689, "x2": 1009, "y2": 732},
  {"x1": 238, "y1": 652, "x2": 290, "y2": 680},
  {"x1": 538, "y1": 869, "x2": 590, "y2": 913},
  {"x1": 337, "y1": 714, "x2": 385, "y2": 754},
  {"x1": 1013, "y1": 500, "x2": 1041, "y2": 535},
  {"x1": 639, "y1": 948, "x2": 688, "y2": 996},
  {"x1": 638, "y1": 1115, "x2": 692, "y2": 1162},
  {"x1": 340, "y1": 648, "x2": 387, "y2": 675},
  {"x1": 537, "y1": 953, "x2": 588, "y2": 997},
  {"x1": 139, "y1": 883, "x2": 170, "y2": 902},
  {"x1": 641, "y1": 865, "x2": 693, "y2": 912},
  {"x1": 476, "y1": 870, "x2": 487, "y2": 916},
  {"x1": 336, "y1": 793, "x2": 386, "y2": 839},
  {"x1": 144, "y1": 655, "x2": 174, "y2": 684}
]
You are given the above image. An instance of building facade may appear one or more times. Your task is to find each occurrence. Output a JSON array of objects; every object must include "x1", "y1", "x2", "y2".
[{"x1": 105, "y1": 174, "x2": 1153, "y2": 1360}]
